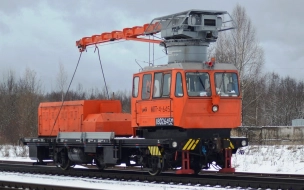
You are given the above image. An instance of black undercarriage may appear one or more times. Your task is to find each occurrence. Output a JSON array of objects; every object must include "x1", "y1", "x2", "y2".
[
  {"x1": 21, "y1": 128, "x2": 246, "y2": 175},
  {"x1": 136, "y1": 126, "x2": 231, "y2": 139}
]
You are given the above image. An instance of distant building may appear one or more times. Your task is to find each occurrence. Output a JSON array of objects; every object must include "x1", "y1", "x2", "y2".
[{"x1": 292, "y1": 119, "x2": 304, "y2": 126}]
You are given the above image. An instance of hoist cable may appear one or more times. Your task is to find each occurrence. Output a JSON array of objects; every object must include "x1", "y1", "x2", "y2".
[
  {"x1": 149, "y1": 36, "x2": 150, "y2": 66},
  {"x1": 94, "y1": 45, "x2": 109, "y2": 99},
  {"x1": 50, "y1": 52, "x2": 82, "y2": 136},
  {"x1": 153, "y1": 36, "x2": 154, "y2": 66}
]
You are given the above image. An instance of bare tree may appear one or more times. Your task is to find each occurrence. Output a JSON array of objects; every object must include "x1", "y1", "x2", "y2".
[
  {"x1": 17, "y1": 68, "x2": 43, "y2": 138},
  {"x1": 115, "y1": 90, "x2": 131, "y2": 113},
  {"x1": 215, "y1": 4, "x2": 264, "y2": 87},
  {"x1": 0, "y1": 68, "x2": 42, "y2": 143},
  {"x1": 212, "y1": 4, "x2": 265, "y2": 125},
  {"x1": 214, "y1": 5, "x2": 264, "y2": 90},
  {"x1": 263, "y1": 72, "x2": 281, "y2": 126},
  {"x1": 0, "y1": 70, "x2": 18, "y2": 143},
  {"x1": 295, "y1": 81, "x2": 304, "y2": 119},
  {"x1": 56, "y1": 62, "x2": 68, "y2": 101}
]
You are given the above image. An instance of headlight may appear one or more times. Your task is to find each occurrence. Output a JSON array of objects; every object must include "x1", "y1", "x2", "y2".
[
  {"x1": 212, "y1": 105, "x2": 219, "y2": 112},
  {"x1": 172, "y1": 141, "x2": 177, "y2": 148},
  {"x1": 241, "y1": 140, "x2": 247, "y2": 146},
  {"x1": 73, "y1": 148, "x2": 78, "y2": 153}
]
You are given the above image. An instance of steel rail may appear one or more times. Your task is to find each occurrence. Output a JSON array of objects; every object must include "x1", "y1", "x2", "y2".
[{"x1": 0, "y1": 162, "x2": 303, "y2": 189}]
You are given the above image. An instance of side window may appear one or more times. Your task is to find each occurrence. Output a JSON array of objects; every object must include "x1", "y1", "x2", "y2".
[
  {"x1": 215, "y1": 73, "x2": 239, "y2": 96},
  {"x1": 162, "y1": 73, "x2": 171, "y2": 97},
  {"x1": 186, "y1": 72, "x2": 211, "y2": 97},
  {"x1": 141, "y1": 74, "x2": 152, "y2": 100},
  {"x1": 175, "y1": 72, "x2": 183, "y2": 97},
  {"x1": 153, "y1": 73, "x2": 162, "y2": 98},
  {"x1": 132, "y1": 76, "x2": 139, "y2": 98}
]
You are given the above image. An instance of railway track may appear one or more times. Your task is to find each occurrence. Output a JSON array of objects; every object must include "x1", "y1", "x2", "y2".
[{"x1": 0, "y1": 161, "x2": 303, "y2": 189}]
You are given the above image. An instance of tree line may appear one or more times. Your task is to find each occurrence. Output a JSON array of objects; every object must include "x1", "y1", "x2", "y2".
[{"x1": 0, "y1": 68, "x2": 131, "y2": 144}]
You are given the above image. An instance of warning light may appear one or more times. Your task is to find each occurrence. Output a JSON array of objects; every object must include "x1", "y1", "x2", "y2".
[
  {"x1": 206, "y1": 61, "x2": 213, "y2": 67},
  {"x1": 205, "y1": 57, "x2": 215, "y2": 67},
  {"x1": 211, "y1": 57, "x2": 216, "y2": 63}
]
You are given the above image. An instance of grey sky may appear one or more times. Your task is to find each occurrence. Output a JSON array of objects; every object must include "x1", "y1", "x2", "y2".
[{"x1": 0, "y1": 0, "x2": 303, "y2": 93}]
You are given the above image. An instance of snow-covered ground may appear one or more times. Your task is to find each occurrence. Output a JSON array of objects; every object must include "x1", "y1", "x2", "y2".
[
  {"x1": 234, "y1": 145, "x2": 304, "y2": 174},
  {"x1": 1, "y1": 145, "x2": 304, "y2": 189},
  {"x1": 0, "y1": 172, "x2": 226, "y2": 190}
]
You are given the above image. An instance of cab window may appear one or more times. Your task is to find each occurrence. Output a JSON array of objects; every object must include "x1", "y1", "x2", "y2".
[
  {"x1": 162, "y1": 73, "x2": 171, "y2": 97},
  {"x1": 132, "y1": 76, "x2": 139, "y2": 98},
  {"x1": 175, "y1": 72, "x2": 183, "y2": 97},
  {"x1": 186, "y1": 72, "x2": 211, "y2": 97},
  {"x1": 215, "y1": 73, "x2": 239, "y2": 96},
  {"x1": 142, "y1": 74, "x2": 152, "y2": 99},
  {"x1": 153, "y1": 73, "x2": 162, "y2": 98},
  {"x1": 153, "y1": 72, "x2": 171, "y2": 98}
]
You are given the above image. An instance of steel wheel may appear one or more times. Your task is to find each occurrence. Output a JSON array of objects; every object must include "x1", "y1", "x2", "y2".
[
  {"x1": 56, "y1": 148, "x2": 70, "y2": 170},
  {"x1": 192, "y1": 162, "x2": 202, "y2": 174},
  {"x1": 96, "y1": 160, "x2": 106, "y2": 170},
  {"x1": 148, "y1": 168, "x2": 161, "y2": 176},
  {"x1": 191, "y1": 155, "x2": 202, "y2": 175},
  {"x1": 95, "y1": 154, "x2": 106, "y2": 170}
]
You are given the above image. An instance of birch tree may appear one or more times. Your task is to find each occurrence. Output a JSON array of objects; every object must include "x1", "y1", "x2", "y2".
[
  {"x1": 213, "y1": 4, "x2": 265, "y2": 125},
  {"x1": 56, "y1": 62, "x2": 68, "y2": 101},
  {"x1": 216, "y1": 4, "x2": 264, "y2": 86}
]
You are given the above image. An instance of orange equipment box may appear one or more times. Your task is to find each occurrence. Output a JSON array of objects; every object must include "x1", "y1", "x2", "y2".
[{"x1": 38, "y1": 100, "x2": 132, "y2": 137}]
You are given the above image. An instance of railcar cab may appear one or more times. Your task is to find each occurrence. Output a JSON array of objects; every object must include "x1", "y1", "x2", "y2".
[{"x1": 131, "y1": 62, "x2": 242, "y2": 139}]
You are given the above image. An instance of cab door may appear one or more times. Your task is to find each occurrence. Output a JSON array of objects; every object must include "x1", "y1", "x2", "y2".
[{"x1": 135, "y1": 71, "x2": 173, "y2": 127}]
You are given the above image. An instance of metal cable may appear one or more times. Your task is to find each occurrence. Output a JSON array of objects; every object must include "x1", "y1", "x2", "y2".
[
  {"x1": 149, "y1": 36, "x2": 150, "y2": 66},
  {"x1": 94, "y1": 45, "x2": 109, "y2": 99},
  {"x1": 153, "y1": 36, "x2": 154, "y2": 66},
  {"x1": 50, "y1": 52, "x2": 83, "y2": 136}
]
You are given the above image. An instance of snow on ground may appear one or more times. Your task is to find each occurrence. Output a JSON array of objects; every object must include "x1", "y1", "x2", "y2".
[
  {"x1": 233, "y1": 145, "x2": 304, "y2": 174},
  {"x1": 0, "y1": 171, "x2": 227, "y2": 190},
  {"x1": 1, "y1": 144, "x2": 304, "y2": 189}
]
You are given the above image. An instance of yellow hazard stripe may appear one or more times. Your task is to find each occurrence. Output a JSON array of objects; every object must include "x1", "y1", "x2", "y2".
[
  {"x1": 191, "y1": 139, "x2": 200, "y2": 150},
  {"x1": 229, "y1": 141, "x2": 234, "y2": 149},
  {"x1": 224, "y1": 139, "x2": 235, "y2": 149},
  {"x1": 182, "y1": 139, "x2": 200, "y2": 150},
  {"x1": 148, "y1": 146, "x2": 161, "y2": 156},
  {"x1": 187, "y1": 140, "x2": 196, "y2": 150},
  {"x1": 182, "y1": 139, "x2": 193, "y2": 150}
]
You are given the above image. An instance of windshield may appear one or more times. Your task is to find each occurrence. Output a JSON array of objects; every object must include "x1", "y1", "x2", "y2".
[
  {"x1": 214, "y1": 72, "x2": 239, "y2": 96},
  {"x1": 186, "y1": 72, "x2": 211, "y2": 97}
]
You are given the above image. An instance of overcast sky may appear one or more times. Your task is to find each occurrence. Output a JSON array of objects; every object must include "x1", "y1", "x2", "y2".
[{"x1": 0, "y1": 0, "x2": 303, "y2": 93}]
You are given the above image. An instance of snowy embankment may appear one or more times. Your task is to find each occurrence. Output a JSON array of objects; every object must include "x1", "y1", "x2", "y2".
[{"x1": 234, "y1": 145, "x2": 304, "y2": 174}]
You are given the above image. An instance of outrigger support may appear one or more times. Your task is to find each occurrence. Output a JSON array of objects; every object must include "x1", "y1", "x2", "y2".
[
  {"x1": 219, "y1": 148, "x2": 235, "y2": 173},
  {"x1": 176, "y1": 150, "x2": 194, "y2": 174}
]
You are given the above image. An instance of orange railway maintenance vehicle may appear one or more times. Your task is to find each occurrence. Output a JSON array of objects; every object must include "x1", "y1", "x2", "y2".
[{"x1": 21, "y1": 10, "x2": 247, "y2": 175}]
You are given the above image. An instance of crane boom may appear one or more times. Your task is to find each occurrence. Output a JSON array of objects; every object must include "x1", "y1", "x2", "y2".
[
  {"x1": 76, "y1": 10, "x2": 235, "y2": 63},
  {"x1": 76, "y1": 22, "x2": 162, "y2": 52}
]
